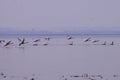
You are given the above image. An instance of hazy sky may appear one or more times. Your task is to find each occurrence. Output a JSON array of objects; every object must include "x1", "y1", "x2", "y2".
[{"x1": 0, "y1": 0, "x2": 120, "y2": 31}]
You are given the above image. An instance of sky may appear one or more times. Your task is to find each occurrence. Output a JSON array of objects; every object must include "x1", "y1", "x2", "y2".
[{"x1": 0, "y1": 0, "x2": 120, "y2": 33}]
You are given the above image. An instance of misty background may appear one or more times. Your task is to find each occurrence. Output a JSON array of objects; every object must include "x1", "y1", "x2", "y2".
[{"x1": 0, "y1": 0, "x2": 120, "y2": 34}]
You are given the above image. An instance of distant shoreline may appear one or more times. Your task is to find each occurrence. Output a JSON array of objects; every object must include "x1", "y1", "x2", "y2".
[{"x1": 0, "y1": 33, "x2": 120, "y2": 37}]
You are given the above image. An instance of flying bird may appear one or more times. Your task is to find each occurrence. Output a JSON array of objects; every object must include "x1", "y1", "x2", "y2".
[
  {"x1": 19, "y1": 38, "x2": 29, "y2": 46},
  {"x1": 4, "y1": 41, "x2": 13, "y2": 47},
  {"x1": 17, "y1": 38, "x2": 22, "y2": 42},
  {"x1": 67, "y1": 35, "x2": 73, "y2": 40},
  {"x1": 33, "y1": 39, "x2": 40, "y2": 42},
  {"x1": 84, "y1": 37, "x2": 91, "y2": 42}
]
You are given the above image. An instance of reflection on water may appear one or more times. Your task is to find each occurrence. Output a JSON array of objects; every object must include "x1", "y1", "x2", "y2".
[{"x1": 0, "y1": 35, "x2": 120, "y2": 80}]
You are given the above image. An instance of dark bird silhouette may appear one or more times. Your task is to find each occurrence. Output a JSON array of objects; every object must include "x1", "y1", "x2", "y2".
[
  {"x1": 33, "y1": 44, "x2": 38, "y2": 46},
  {"x1": 102, "y1": 41, "x2": 106, "y2": 45},
  {"x1": 113, "y1": 74, "x2": 119, "y2": 77},
  {"x1": 19, "y1": 38, "x2": 25, "y2": 46},
  {"x1": 64, "y1": 78, "x2": 67, "y2": 80},
  {"x1": 45, "y1": 37, "x2": 50, "y2": 41},
  {"x1": 81, "y1": 73, "x2": 89, "y2": 78},
  {"x1": 110, "y1": 41, "x2": 114, "y2": 45},
  {"x1": 30, "y1": 78, "x2": 35, "y2": 80},
  {"x1": 88, "y1": 77, "x2": 96, "y2": 80},
  {"x1": 0, "y1": 72, "x2": 7, "y2": 78},
  {"x1": 33, "y1": 39, "x2": 40, "y2": 42},
  {"x1": 68, "y1": 41, "x2": 73, "y2": 45},
  {"x1": 4, "y1": 41, "x2": 13, "y2": 47},
  {"x1": 97, "y1": 75, "x2": 103, "y2": 79},
  {"x1": 67, "y1": 35, "x2": 73, "y2": 40},
  {"x1": 43, "y1": 42, "x2": 48, "y2": 46},
  {"x1": 0, "y1": 72, "x2": 4, "y2": 76},
  {"x1": 17, "y1": 38, "x2": 22, "y2": 42},
  {"x1": 84, "y1": 37, "x2": 91, "y2": 42},
  {"x1": 91, "y1": 75, "x2": 103, "y2": 79},
  {"x1": 0, "y1": 40, "x2": 5, "y2": 43},
  {"x1": 70, "y1": 75, "x2": 80, "y2": 77},
  {"x1": 92, "y1": 40, "x2": 99, "y2": 43},
  {"x1": 19, "y1": 38, "x2": 29, "y2": 46}
]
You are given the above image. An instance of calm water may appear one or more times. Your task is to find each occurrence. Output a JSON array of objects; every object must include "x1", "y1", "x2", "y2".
[{"x1": 0, "y1": 35, "x2": 120, "y2": 80}]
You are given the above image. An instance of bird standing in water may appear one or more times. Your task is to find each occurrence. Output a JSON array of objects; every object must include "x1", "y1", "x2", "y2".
[
  {"x1": 110, "y1": 41, "x2": 114, "y2": 45},
  {"x1": 102, "y1": 41, "x2": 106, "y2": 45}
]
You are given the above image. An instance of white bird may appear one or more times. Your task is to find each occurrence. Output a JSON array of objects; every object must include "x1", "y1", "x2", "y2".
[
  {"x1": 84, "y1": 37, "x2": 91, "y2": 42},
  {"x1": 67, "y1": 35, "x2": 73, "y2": 40}
]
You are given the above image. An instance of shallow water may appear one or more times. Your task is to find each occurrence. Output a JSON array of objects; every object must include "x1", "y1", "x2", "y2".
[{"x1": 0, "y1": 35, "x2": 120, "y2": 80}]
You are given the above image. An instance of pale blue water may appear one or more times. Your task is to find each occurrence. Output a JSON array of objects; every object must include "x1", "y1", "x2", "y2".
[{"x1": 0, "y1": 34, "x2": 120, "y2": 80}]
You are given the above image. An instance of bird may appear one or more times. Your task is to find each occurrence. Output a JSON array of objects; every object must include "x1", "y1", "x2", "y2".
[
  {"x1": 33, "y1": 44, "x2": 38, "y2": 46},
  {"x1": 70, "y1": 75, "x2": 80, "y2": 77},
  {"x1": 17, "y1": 37, "x2": 22, "y2": 42},
  {"x1": 0, "y1": 72, "x2": 7, "y2": 78},
  {"x1": 92, "y1": 40, "x2": 99, "y2": 43},
  {"x1": 102, "y1": 41, "x2": 106, "y2": 45},
  {"x1": 19, "y1": 38, "x2": 25, "y2": 46},
  {"x1": 30, "y1": 78, "x2": 35, "y2": 80},
  {"x1": 0, "y1": 40, "x2": 5, "y2": 43},
  {"x1": 84, "y1": 37, "x2": 91, "y2": 42},
  {"x1": 67, "y1": 35, "x2": 73, "y2": 40},
  {"x1": 43, "y1": 42, "x2": 48, "y2": 46},
  {"x1": 33, "y1": 39, "x2": 40, "y2": 42},
  {"x1": 68, "y1": 41, "x2": 73, "y2": 45},
  {"x1": 4, "y1": 41, "x2": 13, "y2": 47},
  {"x1": 64, "y1": 78, "x2": 67, "y2": 80},
  {"x1": 45, "y1": 37, "x2": 50, "y2": 41},
  {"x1": 0, "y1": 72, "x2": 4, "y2": 76},
  {"x1": 110, "y1": 41, "x2": 114, "y2": 45},
  {"x1": 97, "y1": 75, "x2": 103, "y2": 79},
  {"x1": 19, "y1": 38, "x2": 29, "y2": 46}
]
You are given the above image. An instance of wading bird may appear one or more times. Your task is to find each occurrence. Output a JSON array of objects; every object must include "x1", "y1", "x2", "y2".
[
  {"x1": 110, "y1": 41, "x2": 114, "y2": 45},
  {"x1": 102, "y1": 41, "x2": 106, "y2": 45},
  {"x1": 68, "y1": 41, "x2": 73, "y2": 45},
  {"x1": 45, "y1": 37, "x2": 50, "y2": 41},
  {"x1": 43, "y1": 42, "x2": 48, "y2": 46}
]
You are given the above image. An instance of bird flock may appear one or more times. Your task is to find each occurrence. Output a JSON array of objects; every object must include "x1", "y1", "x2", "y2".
[
  {"x1": 0, "y1": 72, "x2": 120, "y2": 80},
  {"x1": 0, "y1": 35, "x2": 117, "y2": 47}
]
